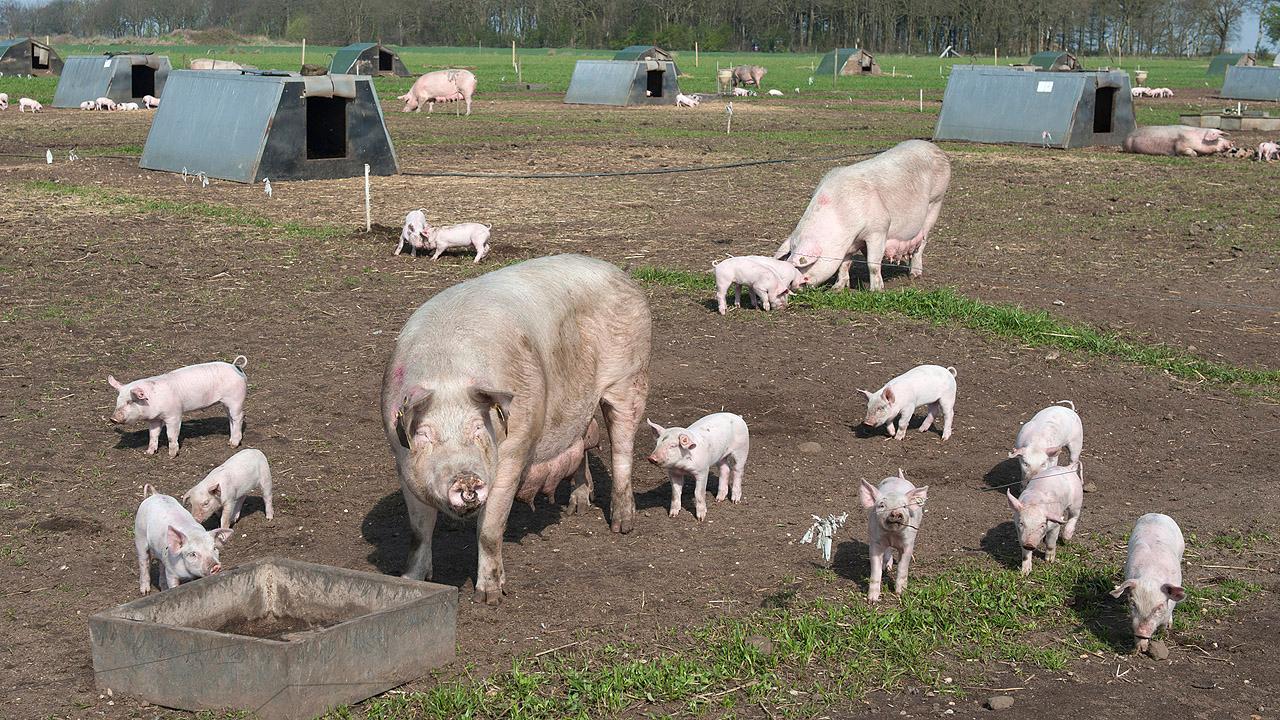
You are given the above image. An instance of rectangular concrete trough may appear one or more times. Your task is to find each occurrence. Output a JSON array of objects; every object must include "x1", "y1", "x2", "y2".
[{"x1": 88, "y1": 556, "x2": 456, "y2": 719}]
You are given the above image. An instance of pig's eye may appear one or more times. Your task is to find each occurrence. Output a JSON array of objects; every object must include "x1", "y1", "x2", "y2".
[{"x1": 187, "y1": 550, "x2": 197, "y2": 559}]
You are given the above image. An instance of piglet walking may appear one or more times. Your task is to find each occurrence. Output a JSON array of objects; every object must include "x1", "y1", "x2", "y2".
[
  {"x1": 1007, "y1": 460, "x2": 1083, "y2": 575},
  {"x1": 861, "y1": 470, "x2": 928, "y2": 602},
  {"x1": 107, "y1": 356, "x2": 249, "y2": 457},
  {"x1": 859, "y1": 364, "x2": 957, "y2": 441},
  {"x1": 1009, "y1": 400, "x2": 1083, "y2": 482},
  {"x1": 713, "y1": 256, "x2": 803, "y2": 315},
  {"x1": 646, "y1": 413, "x2": 750, "y2": 521},
  {"x1": 182, "y1": 448, "x2": 274, "y2": 529},
  {"x1": 1111, "y1": 513, "x2": 1185, "y2": 654},
  {"x1": 135, "y1": 485, "x2": 233, "y2": 593}
]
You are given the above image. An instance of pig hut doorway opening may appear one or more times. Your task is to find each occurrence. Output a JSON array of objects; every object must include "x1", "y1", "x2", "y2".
[
  {"x1": 378, "y1": 49, "x2": 394, "y2": 72},
  {"x1": 31, "y1": 42, "x2": 50, "y2": 70},
  {"x1": 131, "y1": 65, "x2": 157, "y2": 98},
  {"x1": 646, "y1": 69, "x2": 665, "y2": 97},
  {"x1": 1093, "y1": 87, "x2": 1116, "y2": 134},
  {"x1": 306, "y1": 96, "x2": 349, "y2": 160}
]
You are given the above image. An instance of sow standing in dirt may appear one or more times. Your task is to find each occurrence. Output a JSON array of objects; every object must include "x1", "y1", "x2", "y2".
[
  {"x1": 381, "y1": 254, "x2": 651, "y2": 605},
  {"x1": 774, "y1": 139, "x2": 950, "y2": 291}
]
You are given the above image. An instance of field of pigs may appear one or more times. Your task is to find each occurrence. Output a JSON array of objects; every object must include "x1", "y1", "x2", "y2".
[{"x1": 2, "y1": 48, "x2": 1279, "y2": 719}]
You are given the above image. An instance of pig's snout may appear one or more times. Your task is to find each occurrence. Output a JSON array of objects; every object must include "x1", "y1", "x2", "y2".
[
  {"x1": 449, "y1": 472, "x2": 488, "y2": 512},
  {"x1": 1021, "y1": 542, "x2": 1037, "y2": 551},
  {"x1": 209, "y1": 563, "x2": 222, "y2": 575},
  {"x1": 647, "y1": 453, "x2": 662, "y2": 465},
  {"x1": 109, "y1": 411, "x2": 124, "y2": 424},
  {"x1": 888, "y1": 509, "x2": 906, "y2": 525}
]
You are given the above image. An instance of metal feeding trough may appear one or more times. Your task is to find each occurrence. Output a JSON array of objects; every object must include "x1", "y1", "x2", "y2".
[
  {"x1": 1180, "y1": 111, "x2": 1280, "y2": 131},
  {"x1": 88, "y1": 556, "x2": 456, "y2": 719}
]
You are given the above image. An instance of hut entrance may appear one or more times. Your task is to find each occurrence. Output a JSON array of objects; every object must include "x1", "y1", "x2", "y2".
[
  {"x1": 378, "y1": 49, "x2": 394, "y2": 72},
  {"x1": 31, "y1": 42, "x2": 50, "y2": 69},
  {"x1": 646, "y1": 69, "x2": 665, "y2": 97},
  {"x1": 306, "y1": 96, "x2": 349, "y2": 159},
  {"x1": 1093, "y1": 86, "x2": 1116, "y2": 134},
  {"x1": 131, "y1": 65, "x2": 157, "y2": 98}
]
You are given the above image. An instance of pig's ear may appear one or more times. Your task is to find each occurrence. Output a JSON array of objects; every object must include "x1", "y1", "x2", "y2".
[
  {"x1": 107, "y1": 375, "x2": 123, "y2": 389},
  {"x1": 470, "y1": 387, "x2": 515, "y2": 431},
  {"x1": 211, "y1": 528, "x2": 234, "y2": 547},
  {"x1": 1109, "y1": 580, "x2": 1136, "y2": 599},
  {"x1": 857, "y1": 388, "x2": 873, "y2": 400},
  {"x1": 166, "y1": 525, "x2": 187, "y2": 554},
  {"x1": 678, "y1": 433, "x2": 696, "y2": 449},
  {"x1": 179, "y1": 490, "x2": 190, "y2": 503},
  {"x1": 897, "y1": 468, "x2": 907, "y2": 481},
  {"x1": 1045, "y1": 512, "x2": 1066, "y2": 524},
  {"x1": 207, "y1": 482, "x2": 221, "y2": 497},
  {"x1": 1006, "y1": 490, "x2": 1023, "y2": 512},
  {"x1": 907, "y1": 485, "x2": 928, "y2": 505},
  {"x1": 1162, "y1": 584, "x2": 1186, "y2": 602},
  {"x1": 859, "y1": 479, "x2": 879, "y2": 509},
  {"x1": 130, "y1": 384, "x2": 148, "y2": 401},
  {"x1": 1008, "y1": 448, "x2": 1023, "y2": 458},
  {"x1": 646, "y1": 419, "x2": 665, "y2": 435},
  {"x1": 882, "y1": 386, "x2": 895, "y2": 403},
  {"x1": 1044, "y1": 446, "x2": 1060, "y2": 458},
  {"x1": 395, "y1": 386, "x2": 434, "y2": 449}
]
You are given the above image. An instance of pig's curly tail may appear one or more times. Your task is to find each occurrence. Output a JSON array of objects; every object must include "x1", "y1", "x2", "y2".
[{"x1": 232, "y1": 355, "x2": 249, "y2": 371}]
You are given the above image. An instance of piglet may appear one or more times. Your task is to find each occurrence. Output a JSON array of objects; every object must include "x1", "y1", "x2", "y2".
[
  {"x1": 1007, "y1": 460, "x2": 1083, "y2": 575},
  {"x1": 0, "y1": 92, "x2": 8, "y2": 110},
  {"x1": 95, "y1": 96, "x2": 117, "y2": 111},
  {"x1": 18, "y1": 97, "x2": 41, "y2": 112},
  {"x1": 860, "y1": 469, "x2": 928, "y2": 602},
  {"x1": 675, "y1": 93, "x2": 700, "y2": 108},
  {"x1": 425, "y1": 222, "x2": 491, "y2": 263},
  {"x1": 713, "y1": 256, "x2": 800, "y2": 315},
  {"x1": 859, "y1": 364, "x2": 957, "y2": 441},
  {"x1": 107, "y1": 356, "x2": 248, "y2": 457},
  {"x1": 1110, "y1": 513, "x2": 1185, "y2": 654},
  {"x1": 732, "y1": 87, "x2": 750, "y2": 97},
  {"x1": 143, "y1": 95, "x2": 160, "y2": 109},
  {"x1": 79, "y1": 100, "x2": 96, "y2": 110},
  {"x1": 1010, "y1": 400, "x2": 1083, "y2": 482},
  {"x1": 396, "y1": 209, "x2": 429, "y2": 256},
  {"x1": 767, "y1": 89, "x2": 784, "y2": 97},
  {"x1": 1256, "y1": 142, "x2": 1279, "y2": 161},
  {"x1": 134, "y1": 484, "x2": 233, "y2": 593},
  {"x1": 182, "y1": 448, "x2": 274, "y2": 529},
  {"x1": 117, "y1": 102, "x2": 140, "y2": 111},
  {"x1": 646, "y1": 413, "x2": 750, "y2": 521}
]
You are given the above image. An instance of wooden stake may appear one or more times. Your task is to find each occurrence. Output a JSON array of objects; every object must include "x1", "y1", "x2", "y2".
[
  {"x1": 512, "y1": 40, "x2": 517, "y2": 68},
  {"x1": 919, "y1": 88, "x2": 923, "y2": 111},
  {"x1": 695, "y1": 42, "x2": 699, "y2": 67},
  {"x1": 994, "y1": 47, "x2": 998, "y2": 66},
  {"x1": 364, "y1": 165, "x2": 371, "y2": 233},
  {"x1": 301, "y1": 39, "x2": 306, "y2": 66}
]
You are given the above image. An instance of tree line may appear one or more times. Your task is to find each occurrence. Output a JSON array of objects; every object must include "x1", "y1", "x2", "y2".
[{"x1": 0, "y1": 0, "x2": 1272, "y2": 56}]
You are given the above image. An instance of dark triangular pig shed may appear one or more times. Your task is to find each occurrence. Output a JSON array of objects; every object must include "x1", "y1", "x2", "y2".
[
  {"x1": 0, "y1": 37, "x2": 63, "y2": 75},
  {"x1": 139, "y1": 70, "x2": 398, "y2": 183},
  {"x1": 52, "y1": 54, "x2": 170, "y2": 107},
  {"x1": 329, "y1": 42, "x2": 411, "y2": 77}
]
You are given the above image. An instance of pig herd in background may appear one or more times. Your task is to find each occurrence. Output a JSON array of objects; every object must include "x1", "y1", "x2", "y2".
[{"x1": 106, "y1": 137, "x2": 1185, "y2": 654}]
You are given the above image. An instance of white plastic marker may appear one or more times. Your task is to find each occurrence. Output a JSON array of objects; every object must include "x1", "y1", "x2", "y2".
[
  {"x1": 68, "y1": 149, "x2": 79, "y2": 163},
  {"x1": 45, "y1": 149, "x2": 52, "y2": 164},
  {"x1": 919, "y1": 89, "x2": 923, "y2": 111},
  {"x1": 725, "y1": 102, "x2": 733, "y2": 134},
  {"x1": 363, "y1": 164, "x2": 371, "y2": 232},
  {"x1": 263, "y1": 178, "x2": 272, "y2": 198},
  {"x1": 801, "y1": 512, "x2": 849, "y2": 566}
]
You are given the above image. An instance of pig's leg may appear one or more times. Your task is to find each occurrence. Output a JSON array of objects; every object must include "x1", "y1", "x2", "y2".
[
  {"x1": 473, "y1": 240, "x2": 488, "y2": 263},
  {"x1": 219, "y1": 502, "x2": 234, "y2": 530},
  {"x1": 1067, "y1": 438, "x2": 1082, "y2": 465},
  {"x1": 1045, "y1": 524, "x2": 1062, "y2": 564},
  {"x1": 163, "y1": 561, "x2": 180, "y2": 589},
  {"x1": 729, "y1": 452, "x2": 746, "y2": 503},
  {"x1": 1061, "y1": 514, "x2": 1078, "y2": 542},
  {"x1": 226, "y1": 397, "x2": 244, "y2": 448},
  {"x1": 164, "y1": 416, "x2": 182, "y2": 457},
  {"x1": 715, "y1": 276, "x2": 731, "y2": 315},
  {"x1": 400, "y1": 488, "x2": 438, "y2": 580},
  {"x1": 600, "y1": 371, "x2": 646, "y2": 534},
  {"x1": 136, "y1": 537, "x2": 151, "y2": 594},
  {"x1": 715, "y1": 462, "x2": 731, "y2": 502},
  {"x1": 395, "y1": 237, "x2": 404, "y2": 255},
  {"x1": 567, "y1": 459, "x2": 592, "y2": 515},
  {"x1": 475, "y1": 472, "x2": 518, "y2": 603},
  {"x1": 864, "y1": 233, "x2": 888, "y2": 291},
  {"x1": 832, "y1": 257, "x2": 855, "y2": 291},
  {"x1": 867, "y1": 543, "x2": 884, "y2": 602},
  {"x1": 919, "y1": 401, "x2": 939, "y2": 433},
  {"x1": 261, "y1": 472, "x2": 275, "y2": 521},
  {"x1": 465, "y1": 95, "x2": 472, "y2": 116},
  {"x1": 939, "y1": 392, "x2": 955, "y2": 441},
  {"x1": 693, "y1": 471, "x2": 710, "y2": 520},
  {"x1": 431, "y1": 245, "x2": 446, "y2": 261},
  {"x1": 669, "y1": 471, "x2": 684, "y2": 517},
  {"x1": 1020, "y1": 545, "x2": 1034, "y2": 576},
  {"x1": 911, "y1": 201, "x2": 944, "y2": 278},
  {"x1": 895, "y1": 542, "x2": 915, "y2": 595},
  {"x1": 893, "y1": 408, "x2": 912, "y2": 441},
  {"x1": 883, "y1": 547, "x2": 895, "y2": 571},
  {"x1": 231, "y1": 496, "x2": 247, "y2": 524},
  {"x1": 145, "y1": 420, "x2": 163, "y2": 455},
  {"x1": 734, "y1": 283, "x2": 743, "y2": 309},
  {"x1": 773, "y1": 237, "x2": 792, "y2": 259}
]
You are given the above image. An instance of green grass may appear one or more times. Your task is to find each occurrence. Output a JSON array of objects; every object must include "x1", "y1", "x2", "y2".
[
  {"x1": 23, "y1": 180, "x2": 345, "y2": 240},
  {"x1": 633, "y1": 268, "x2": 1280, "y2": 391},
  {"x1": 319, "y1": 547, "x2": 1254, "y2": 719}
]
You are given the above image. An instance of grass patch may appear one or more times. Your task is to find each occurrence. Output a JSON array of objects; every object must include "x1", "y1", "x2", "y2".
[
  {"x1": 331, "y1": 547, "x2": 1253, "y2": 719},
  {"x1": 23, "y1": 180, "x2": 345, "y2": 240},
  {"x1": 632, "y1": 267, "x2": 1280, "y2": 391}
]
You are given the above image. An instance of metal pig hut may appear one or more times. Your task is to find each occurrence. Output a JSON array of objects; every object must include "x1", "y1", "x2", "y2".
[
  {"x1": 563, "y1": 60, "x2": 680, "y2": 106},
  {"x1": 816, "y1": 48, "x2": 881, "y2": 76},
  {"x1": 1220, "y1": 65, "x2": 1280, "y2": 101},
  {"x1": 933, "y1": 65, "x2": 1135, "y2": 148},
  {"x1": 0, "y1": 37, "x2": 62, "y2": 75},
  {"x1": 52, "y1": 54, "x2": 170, "y2": 107},
  {"x1": 329, "y1": 42, "x2": 411, "y2": 76},
  {"x1": 1208, "y1": 52, "x2": 1256, "y2": 76},
  {"x1": 139, "y1": 70, "x2": 398, "y2": 183}
]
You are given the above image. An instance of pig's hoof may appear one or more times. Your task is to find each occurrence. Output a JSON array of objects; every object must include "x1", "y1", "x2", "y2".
[
  {"x1": 611, "y1": 509, "x2": 635, "y2": 534},
  {"x1": 168, "y1": 449, "x2": 180, "y2": 458},
  {"x1": 145, "y1": 448, "x2": 157, "y2": 455},
  {"x1": 867, "y1": 594, "x2": 880, "y2": 603},
  {"x1": 668, "y1": 508, "x2": 680, "y2": 518},
  {"x1": 473, "y1": 587, "x2": 504, "y2": 606},
  {"x1": 695, "y1": 511, "x2": 707, "y2": 522}
]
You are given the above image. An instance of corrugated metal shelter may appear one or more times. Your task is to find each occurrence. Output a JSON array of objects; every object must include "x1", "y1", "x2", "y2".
[
  {"x1": 613, "y1": 45, "x2": 679, "y2": 73},
  {"x1": 52, "y1": 54, "x2": 170, "y2": 107},
  {"x1": 816, "y1": 48, "x2": 881, "y2": 76},
  {"x1": 1208, "y1": 52, "x2": 1255, "y2": 75},
  {"x1": 1028, "y1": 51, "x2": 1081, "y2": 71},
  {"x1": 139, "y1": 70, "x2": 398, "y2": 183},
  {"x1": 933, "y1": 65, "x2": 1135, "y2": 149},
  {"x1": 0, "y1": 37, "x2": 62, "y2": 75},
  {"x1": 329, "y1": 43, "x2": 410, "y2": 76},
  {"x1": 563, "y1": 60, "x2": 680, "y2": 106},
  {"x1": 1220, "y1": 65, "x2": 1280, "y2": 101}
]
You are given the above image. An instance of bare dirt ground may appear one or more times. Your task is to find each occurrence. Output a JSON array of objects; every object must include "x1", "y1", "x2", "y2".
[{"x1": 0, "y1": 92, "x2": 1277, "y2": 719}]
